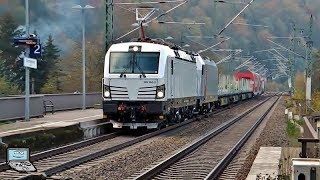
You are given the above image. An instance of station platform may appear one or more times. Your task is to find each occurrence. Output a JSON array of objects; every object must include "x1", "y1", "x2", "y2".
[
  {"x1": 246, "y1": 147, "x2": 301, "y2": 179},
  {"x1": 246, "y1": 147, "x2": 282, "y2": 179},
  {"x1": 0, "y1": 109, "x2": 103, "y2": 138}
]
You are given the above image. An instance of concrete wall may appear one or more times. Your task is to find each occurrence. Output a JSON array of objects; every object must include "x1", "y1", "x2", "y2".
[
  {"x1": 0, "y1": 93, "x2": 102, "y2": 121},
  {"x1": 43, "y1": 93, "x2": 102, "y2": 111},
  {"x1": 0, "y1": 95, "x2": 44, "y2": 121}
]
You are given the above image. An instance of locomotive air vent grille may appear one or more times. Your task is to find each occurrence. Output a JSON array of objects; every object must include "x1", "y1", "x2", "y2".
[
  {"x1": 137, "y1": 86, "x2": 157, "y2": 99},
  {"x1": 110, "y1": 86, "x2": 129, "y2": 99}
]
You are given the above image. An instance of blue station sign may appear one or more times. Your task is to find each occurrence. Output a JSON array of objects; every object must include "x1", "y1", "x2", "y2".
[
  {"x1": 29, "y1": 44, "x2": 42, "y2": 59},
  {"x1": 13, "y1": 37, "x2": 42, "y2": 58}
]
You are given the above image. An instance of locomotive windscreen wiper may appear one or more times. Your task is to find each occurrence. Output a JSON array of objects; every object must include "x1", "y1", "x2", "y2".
[
  {"x1": 120, "y1": 66, "x2": 129, "y2": 78},
  {"x1": 134, "y1": 60, "x2": 146, "y2": 78},
  {"x1": 120, "y1": 55, "x2": 133, "y2": 78}
]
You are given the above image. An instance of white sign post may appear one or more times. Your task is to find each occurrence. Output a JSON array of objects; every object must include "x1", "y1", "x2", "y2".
[{"x1": 23, "y1": 57, "x2": 37, "y2": 69}]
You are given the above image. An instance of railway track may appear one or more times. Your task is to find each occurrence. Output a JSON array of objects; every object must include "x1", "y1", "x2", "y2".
[
  {"x1": 0, "y1": 95, "x2": 271, "y2": 180},
  {"x1": 0, "y1": 131, "x2": 120, "y2": 172},
  {"x1": 132, "y1": 94, "x2": 280, "y2": 180}
]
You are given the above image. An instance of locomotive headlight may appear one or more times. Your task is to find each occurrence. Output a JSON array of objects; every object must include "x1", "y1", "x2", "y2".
[
  {"x1": 156, "y1": 85, "x2": 165, "y2": 99},
  {"x1": 103, "y1": 85, "x2": 111, "y2": 98},
  {"x1": 133, "y1": 46, "x2": 139, "y2": 52},
  {"x1": 157, "y1": 91, "x2": 164, "y2": 98},
  {"x1": 104, "y1": 90, "x2": 110, "y2": 98}
]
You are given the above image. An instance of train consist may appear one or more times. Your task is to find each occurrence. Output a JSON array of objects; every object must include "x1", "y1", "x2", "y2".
[{"x1": 102, "y1": 39, "x2": 265, "y2": 129}]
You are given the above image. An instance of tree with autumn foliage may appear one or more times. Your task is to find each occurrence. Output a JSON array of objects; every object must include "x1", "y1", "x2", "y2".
[
  {"x1": 59, "y1": 34, "x2": 105, "y2": 93},
  {"x1": 313, "y1": 49, "x2": 320, "y2": 91},
  {"x1": 36, "y1": 35, "x2": 61, "y2": 94},
  {"x1": 0, "y1": 13, "x2": 24, "y2": 91},
  {"x1": 293, "y1": 73, "x2": 306, "y2": 100}
]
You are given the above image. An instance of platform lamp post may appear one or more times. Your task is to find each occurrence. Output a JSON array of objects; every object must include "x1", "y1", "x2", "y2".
[
  {"x1": 25, "y1": 0, "x2": 30, "y2": 120},
  {"x1": 72, "y1": 4, "x2": 95, "y2": 110}
]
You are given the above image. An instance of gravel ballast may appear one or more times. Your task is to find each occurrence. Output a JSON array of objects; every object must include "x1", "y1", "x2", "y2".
[
  {"x1": 58, "y1": 97, "x2": 268, "y2": 180},
  {"x1": 232, "y1": 96, "x2": 289, "y2": 180}
]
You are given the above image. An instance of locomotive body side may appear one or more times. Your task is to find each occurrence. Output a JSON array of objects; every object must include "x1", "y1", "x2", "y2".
[{"x1": 197, "y1": 56, "x2": 219, "y2": 111}]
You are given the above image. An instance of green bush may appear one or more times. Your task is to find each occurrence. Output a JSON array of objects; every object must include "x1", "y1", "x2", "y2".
[
  {"x1": 287, "y1": 120, "x2": 301, "y2": 147},
  {"x1": 285, "y1": 98, "x2": 293, "y2": 108},
  {"x1": 287, "y1": 120, "x2": 300, "y2": 138},
  {"x1": 0, "y1": 77, "x2": 21, "y2": 95}
]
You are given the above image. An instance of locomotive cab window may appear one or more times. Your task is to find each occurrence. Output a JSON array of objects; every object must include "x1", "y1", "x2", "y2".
[
  {"x1": 109, "y1": 53, "x2": 133, "y2": 74},
  {"x1": 109, "y1": 52, "x2": 160, "y2": 74}
]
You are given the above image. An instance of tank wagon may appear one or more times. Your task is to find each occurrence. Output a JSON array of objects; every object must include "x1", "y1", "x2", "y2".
[{"x1": 102, "y1": 40, "x2": 263, "y2": 129}]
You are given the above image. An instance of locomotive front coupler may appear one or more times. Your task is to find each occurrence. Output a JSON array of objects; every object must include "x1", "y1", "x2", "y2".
[{"x1": 129, "y1": 107, "x2": 136, "y2": 121}]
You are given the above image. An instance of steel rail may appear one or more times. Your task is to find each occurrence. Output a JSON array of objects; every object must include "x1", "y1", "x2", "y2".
[
  {"x1": 18, "y1": 95, "x2": 263, "y2": 179},
  {"x1": 134, "y1": 95, "x2": 275, "y2": 180},
  {"x1": 205, "y1": 94, "x2": 281, "y2": 179},
  {"x1": 0, "y1": 131, "x2": 119, "y2": 172}
]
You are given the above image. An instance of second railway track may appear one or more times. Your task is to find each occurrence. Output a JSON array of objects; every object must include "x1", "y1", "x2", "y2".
[{"x1": 133, "y1": 94, "x2": 281, "y2": 180}]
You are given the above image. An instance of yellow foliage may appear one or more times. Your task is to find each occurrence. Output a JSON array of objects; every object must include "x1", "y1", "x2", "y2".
[
  {"x1": 266, "y1": 80, "x2": 287, "y2": 92},
  {"x1": 294, "y1": 89, "x2": 304, "y2": 100},
  {"x1": 60, "y1": 35, "x2": 105, "y2": 93},
  {"x1": 295, "y1": 73, "x2": 305, "y2": 92},
  {"x1": 291, "y1": 73, "x2": 305, "y2": 100},
  {"x1": 40, "y1": 75, "x2": 60, "y2": 94},
  {"x1": 284, "y1": 97, "x2": 293, "y2": 108},
  {"x1": 312, "y1": 91, "x2": 320, "y2": 111}
]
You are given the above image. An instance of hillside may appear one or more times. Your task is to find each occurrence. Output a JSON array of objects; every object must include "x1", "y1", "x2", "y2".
[{"x1": 0, "y1": 0, "x2": 320, "y2": 93}]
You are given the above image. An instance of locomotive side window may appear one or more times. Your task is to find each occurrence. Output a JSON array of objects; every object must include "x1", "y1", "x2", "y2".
[{"x1": 109, "y1": 52, "x2": 160, "y2": 74}]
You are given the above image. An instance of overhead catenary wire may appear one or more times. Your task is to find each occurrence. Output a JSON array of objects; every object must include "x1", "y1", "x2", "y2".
[
  {"x1": 234, "y1": 56, "x2": 255, "y2": 70},
  {"x1": 197, "y1": 37, "x2": 231, "y2": 54},
  {"x1": 112, "y1": 0, "x2": 186, "y2": 5},
  {"x1": 218, "y1": 0, "x2": 255, "y2": 35},
  {"x1": 216, "y1": 50, "x2": 242, "y2": 65},
  {"x1": 231, "y1": 22, "x2": 268, "y2": 28},
  {"x1": 266, "y1": 39, "x2": 305, "y2": 59},
  {"x1": 116, "y1": 0, "x2": 188, "y2": 41},
  {"x1": 185, "y1": 38, "x2": 225, "y2": 59}
]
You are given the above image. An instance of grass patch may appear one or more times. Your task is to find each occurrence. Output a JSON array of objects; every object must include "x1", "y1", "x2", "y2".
[
  {"x1": 295, "y1": 118, "x2": 305, "y2": 126},
  {"x1": 287, "y1": 120, "x2": 301, "y2": 147},
  {"x1": 285, "y1": 98, "x2": 294, "y2": 108},
  {"x1": 0, "y1": 120, "x2": 15, "y2": 126}
]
